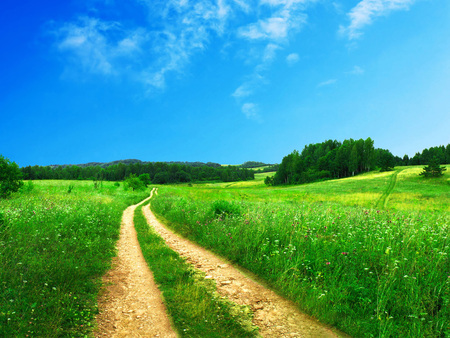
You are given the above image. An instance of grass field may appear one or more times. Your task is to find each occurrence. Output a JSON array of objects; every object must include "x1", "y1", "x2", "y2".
[
  {"x1": 0, "y1": 181, "x2": 149, "y2": 336},
  {"x1": 188, "y1": 166, "x2": 449, "y2": 212},
  {"x1": 151, "y1": 166, "x2": 450, "y2": 337},
  {"x1": 1, "y1": 165, "x2": 448, "y2": 337}
]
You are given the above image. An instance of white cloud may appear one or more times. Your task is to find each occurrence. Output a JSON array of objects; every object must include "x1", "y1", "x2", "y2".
[
  {"x1": 286, "y1": 52, "x2": 299, "y2": 65},
  {"x1": 260, "y1": 0, "x2": 313, "y2": 6},
  {"x1": 233, "y1": 0, "x2": 250, "y2": 12},
  {"x1": 232, "y1": 84, "x2": 253, "y2": 98},
  {"x1": 263, "y1": 43, "x2": 280, "y2": 62},
  {"x1": 241, "y1": 102, "x2": 260, "y2": 120},
  {"x1": 231, "y1": 0, "x2": 315, "y2": 120},
  {"x1": 56, "y1": 17, "x2": 122, "y2": 75},
  {"x1": 53, "y1": 0, "x2": 315, "y2": 97},
  {"x1": 347, "y1": 65, "x2": 364, "y2": 75},
  {"x1": 238, "y1": 17, "x2": 290, "y2": 41},
  {"x1": 54, "y1": 1, "x2": 232, "y2": 89},
  {"x1": 232, "y1": 73, "x2": 265, "y2": 98},
  {"x1": 340, "y1": 0, "x2": 416, "y2": 40},
  {"x1": 317, "y1": 79, "x2": 337, "y2": 87}
]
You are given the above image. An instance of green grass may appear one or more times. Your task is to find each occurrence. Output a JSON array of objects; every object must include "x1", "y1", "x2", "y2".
[
  {"x1": 134, "y1": 200, "x2": 258, "y2": 337},
  {"x1": 0, "y1": 180, "x2": 149, "y2": 336},
  {"x1": 150, "y1": 167, "x2": 450, "y2": 337},
  {"x1": 185, "y1": 166, "x2": 450, "y2": 212}
]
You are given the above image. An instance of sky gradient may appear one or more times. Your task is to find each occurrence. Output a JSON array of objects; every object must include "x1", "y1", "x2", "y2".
[{"x1": 1, "y1": 0, "x2": 449, "y2": 167}]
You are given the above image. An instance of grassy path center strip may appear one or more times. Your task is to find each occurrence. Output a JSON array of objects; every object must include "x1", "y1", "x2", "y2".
[
  {"x1": 133, "y1": 189, "x2": 258, "y2": 337},
  {"x1": 94, "y1": 193, "x2": 176, "y2": 337},
  {"x1": 143, "y1": 199, "x2": 344, "y2": 338}
]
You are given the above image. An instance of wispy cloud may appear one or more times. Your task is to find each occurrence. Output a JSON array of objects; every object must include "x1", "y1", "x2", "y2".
[
  {"x1": 56, "y1": 17, "x2": 125, "y2": 75},
  {"x1": 53, "y1": 0, "x2": 239, "y2": 89},
  {"x1": 231, "y1": 0, "x2": 315, "y2": 119},
  {"x1": 286, "y1": 52, "x2": 299, "y2": 65},
  {"x1": 53, "y1": 0, "x2": 317, "y2": 119},
  {"x1": 346, "y1": 65, "x2": 365, "y2": 75},
  {"x1": 317, "y1": 78, "x2": 337, "y2": 87},
  {"x1": 238, "y1": 17, "x2": 290, "y2": 40},
  {"x1": 241, "y1": 102, "x2": 261, "y2": 121},
  {"x1": 339, "y1": 0, "x2": 416, "y2": 40}
]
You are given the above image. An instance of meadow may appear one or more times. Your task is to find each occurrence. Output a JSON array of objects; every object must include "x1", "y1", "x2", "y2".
[
  {"x1": 151, "y1": 166, "x2": 450, "y2": 337},
  {"x1": 1, "y1": 165, "x2": 448, "y2": 337},
  {"x1": 0, "y1": 181, "x2": 149, "y2": 336}
]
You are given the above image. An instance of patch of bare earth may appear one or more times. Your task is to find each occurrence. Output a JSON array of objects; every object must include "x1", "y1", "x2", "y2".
[
  {"x1": 94, "y1": 196, "x2": 177, "y2": 338},
  {"x1": 143, "y1": 198, "x2": 348, "y2": 338}
]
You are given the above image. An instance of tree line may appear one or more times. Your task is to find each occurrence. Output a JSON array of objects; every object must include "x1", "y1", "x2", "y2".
[
  {"x1": 268, "y1": 139, "x2": 450, "y2": 186},
  {"x1": 20, "y1": 161, "x2": 254, "y2": 184},
  {"x1": 268, "y1": 138, "x2": 392, "y2": 186},
  {"x1": 401, "y1": 144, "x2": 450, "y2": 166}
]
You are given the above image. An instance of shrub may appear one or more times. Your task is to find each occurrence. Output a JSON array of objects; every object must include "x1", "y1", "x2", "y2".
[
  {"x1": 211, "y1": 200, "x2": 240, "y2": 217},
  {"x1": 420, "y1": 157, "x2": 447, "y2": 178},
  {"x1": 124, "y1": 174, "x2": 145, "y2": 191},
  {"x1": 0, "y1": 155, "x2": 23, "y2": 198}
]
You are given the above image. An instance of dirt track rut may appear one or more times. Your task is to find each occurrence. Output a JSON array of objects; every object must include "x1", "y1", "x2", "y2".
[
  {"x1": 95, "y1": 195, "x2": 177, "y2": 337},
  {"x1": 143, "y1": 192, "x2": 344, "y2": 337}
]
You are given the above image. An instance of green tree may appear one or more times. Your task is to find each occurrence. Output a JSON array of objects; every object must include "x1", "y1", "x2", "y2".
[
  {"x1": 419, "y1": 157, "x2": 447, "y2": 178},
  {"x1": 124, "y1": 174, "x2": 145, "y2": 191},
  {"x1": 153, "y1": 172, "x2": 170, "y2": 184},
  {"x1": 138, "y1": 173, "x2": 151, "y2": 186},
  {"x1": 377, "y1": 149, "x2": 396, "y2": 172},
  {"x1": 264, "y1": 175, "x2": 274, "y2": 186},
  {"x1": 363, "y1": 137, "x2": 375, "y2": 171},
  {"x1": 0, "y1": 155, "x2": 24, "y2": 198},
  {"x1": 349, "y1": 143, "x2": 359, "y2": 176},
  {"x1": 175, "y1": 171, "x2": 191, "y2": 183}
]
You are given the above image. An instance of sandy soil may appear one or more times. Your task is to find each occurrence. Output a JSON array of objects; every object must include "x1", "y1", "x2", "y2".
[
  {"x1": 142, "y1": 190, "x2": 347, "y2": 338},
  {"x1": 94, "y1": 194, "x2": 177, "y2": 338}
]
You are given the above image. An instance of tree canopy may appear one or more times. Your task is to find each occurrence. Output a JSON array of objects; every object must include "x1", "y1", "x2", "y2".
[
  {"x1": 419, "y1": 157, "x2": 447, "y2": 178},
  {"x1": 0, "y1": 155, "x2": 24, "y2": 198},
  {"x1": 20, "y1": 161, "x2": 254, "y2": 184},
  {"x1": 269, "y1": 138, "x2": 377, "y2": 186}
]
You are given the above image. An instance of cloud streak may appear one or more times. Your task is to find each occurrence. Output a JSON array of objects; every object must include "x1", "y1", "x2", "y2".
[
  {"x1": 340, "y1": 0, "x2": 416, "y2": 40},
  {"x1": 231, "y1": 0, "x2": 315, "y2": 119},
  {"x1": 286, "y1": 52, "x2": 299, "y2": 65},
  {"x1": 317, "y1": 79, "x2": 337, "y2": 87},
  {"x1": 54, "y1": 0, "x2": 238, "y2": 89}
]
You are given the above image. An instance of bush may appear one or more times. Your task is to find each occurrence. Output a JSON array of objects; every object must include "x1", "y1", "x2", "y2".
[
  {"x1": 420, "y1": 157, "x2": 447, "y2": 178},
  {"x1": 124, "y1": 174, "x2": 145, "y2": 191},
  {"x1": 138, "y1": 173, "x2": 151, "y2": 186},
  {"x1": 0, "y1": 155, "x2": 23, "y2": 198},
  {"x1": 211, "y1": 200, "x2": 240, "y2": 217},
  {"x1": 20, "y1": 181, "x2": 35, "y2": 193}
]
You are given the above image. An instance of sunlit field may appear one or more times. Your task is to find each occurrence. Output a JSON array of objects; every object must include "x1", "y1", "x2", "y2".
[
  {"x1": 151, "y1": 166, "x2": 450, "y2": 337},
  {"x1": 187, "y1": 166, "x2": 449, "y2": 212},
  {"x1": 0, "y1": 181, "x2": 149, "y2": 336}
]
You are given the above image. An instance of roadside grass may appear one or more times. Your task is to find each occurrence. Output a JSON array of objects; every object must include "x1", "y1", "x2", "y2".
[
  {"x1": 0, "y1": 181, "x2": 149, "y2": 336},
  {"x1": 150, "y1": 169, "x2": 450, "y2": 337},
  {"x1": 133, "y1": 199, "x2": 258, "y2": 337}
]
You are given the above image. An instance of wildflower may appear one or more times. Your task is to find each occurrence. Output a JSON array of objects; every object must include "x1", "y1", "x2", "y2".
[
  {"x1": 326, "y1": 262, "x2": 331, "y2": 265},
  {"x1": 342, "y1": 252, "x2": 348, "y2": 255}
]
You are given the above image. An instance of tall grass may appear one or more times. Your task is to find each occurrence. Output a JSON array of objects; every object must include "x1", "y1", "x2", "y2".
[
  {"x1": 0, "y1": 181, "x2": 149, "y2": 336},
  {"x1": 134, "y1": 202, "x2": 257, "y2": 337},
  {"x1": 151, "y1": 187, "x2": 450, "y2": 337}
]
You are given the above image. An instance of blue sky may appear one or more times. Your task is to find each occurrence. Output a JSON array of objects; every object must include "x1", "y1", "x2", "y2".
[{"x1": 1, "y1": 0, "x2": 449, "y2": 167}]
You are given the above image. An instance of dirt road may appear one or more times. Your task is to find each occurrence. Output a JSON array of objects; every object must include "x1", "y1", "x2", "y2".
[
  {"x1": 95, "y1": 194, "x2": 177, "y2": 337},
  {"x1": 143, "y1": 191, "x2": 345, "y2": 337}
]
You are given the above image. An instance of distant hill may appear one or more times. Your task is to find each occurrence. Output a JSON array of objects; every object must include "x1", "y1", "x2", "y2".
[{"x1": 47, "y1": 159, "x2": 222, "y2": 169}]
